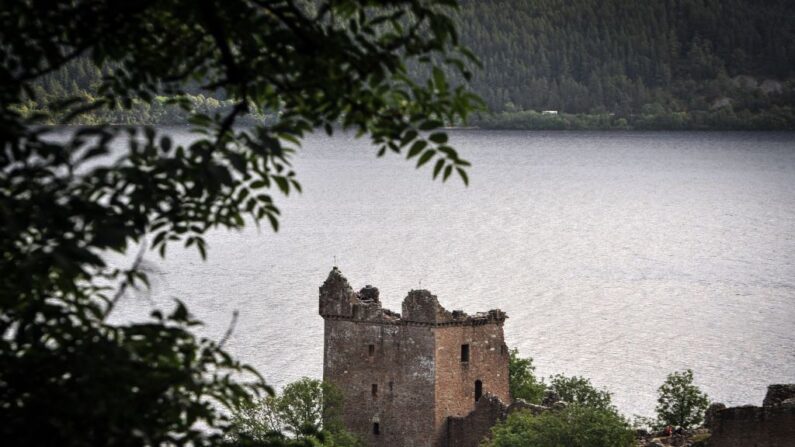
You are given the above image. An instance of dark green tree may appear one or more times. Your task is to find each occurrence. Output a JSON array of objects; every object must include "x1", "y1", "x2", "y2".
[
  {"x1": 0, "y1": 1, "x2": 479, "y2": 445},
  {"x1": 508, "y1": 348, "x2": 546, "y2": 404},
  {"x1": 547, "y1": 374, "x2": 615, "y2": 412},
  {"x1": 655, "y1": 369, "x2": 710, "y2": 429},
  {"x1": 485, "y1": 406, "x2": 634, "y2": 447},
  {"x1": 230, "y1": 378, "x2": 360, "y2": 446}
]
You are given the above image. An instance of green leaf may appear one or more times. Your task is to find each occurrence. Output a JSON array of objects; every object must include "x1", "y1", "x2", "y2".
[
  {"x1": 433, "y1": 159, "x2": 445, "y2": 179},
  {"x1": 290, "y1": 179, "x2": 302, "y2": 194},
  {"x1": 442, "y1": 164, "x2": 453, "y2": 181},
  {"x1": 228, "y1": 152, "x2": 247, "y2": 173},
  {"x1": 407, "y1": 140, "x2": 427, "y2": 159},
  {"x1": 457, "y1": 167, "x2": 469, "y2": 186},
  {"x1": 267, "y1": 213, "x2": 279, "y2": 232},
  {"x1": 416, "y1": 149, "x2": 436, "y2": 168},
  {"x1": 273, "y1": 176, "x2": 290, "y2": 195},
  {"x1": 171, "y1": 300, "x2": 189, "y2": 321},
  {"x1": 429, "y1": 132, "x2": 448, "y2": 144},
  {"x1": 250, "y1": 179, "x2": 268, "y2": 188},
  {"x1": 401, "y1": 129, "x2": 418, "y2": 147}
]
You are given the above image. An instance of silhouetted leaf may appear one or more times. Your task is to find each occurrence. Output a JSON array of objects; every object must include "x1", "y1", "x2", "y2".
[{"x1": 416, "y1": 149, "x2": 436, "y2": 168}]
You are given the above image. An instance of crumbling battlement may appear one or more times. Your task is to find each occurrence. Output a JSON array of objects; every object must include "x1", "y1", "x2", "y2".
[
  {"x1": 319, "y1": 267, "x2": 507, "y2": 327},
  {"x1": 319, "y1": 267, "x2": 510, "y2": 447},
  {"x1": 709, "y1": 384, "x2": 795, "y2": 447},
  {"x1": 762, "y1": 384, "x2": 795, "y2": 407}
]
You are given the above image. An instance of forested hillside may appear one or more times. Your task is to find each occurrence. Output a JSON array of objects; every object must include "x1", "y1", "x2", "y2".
[
  {"x1": 18, "y1": 0, "x2": 795, "y2": 129},
  {"x1": 458, "y1": 0, "x2": 794, "y2": 112}
]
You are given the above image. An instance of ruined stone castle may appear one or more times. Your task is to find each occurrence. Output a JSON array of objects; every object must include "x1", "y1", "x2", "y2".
[{"x1": 319, "y1": 268, "x2": 510, "y2": 447}]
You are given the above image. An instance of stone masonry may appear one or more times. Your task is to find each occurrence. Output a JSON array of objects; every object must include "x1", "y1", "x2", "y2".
[
  {"x1": 709, "y1": 384, "x2": 795, "y2": 447},
  {"x1": 319, "y1": 268, "x2": 510, "y2": 447},
  {"x1": 446, "y1": 395, "x2": 546, "y2": 447}
]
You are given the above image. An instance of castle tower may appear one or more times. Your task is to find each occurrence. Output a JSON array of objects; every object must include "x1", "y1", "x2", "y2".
[{"x1": 319, "y1": 268, "x2": 510, "y2": 447}]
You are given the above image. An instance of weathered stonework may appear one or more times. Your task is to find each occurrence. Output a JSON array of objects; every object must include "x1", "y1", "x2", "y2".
[
  {"x1": 319, "y1": 268, "x2": 510, "y2": 447},
  {"x1": 709, "y1": 384, "x2": 795, "y2": 447},
  {"x1": 446, "y1": 394, "x2": 506, "y2": 447},
  {"x1": 762, "y1": 384, "x2": 795, "y2": 408},
  {"x1": 447, "y1": 396, "x2": 550, "y2": 447}
]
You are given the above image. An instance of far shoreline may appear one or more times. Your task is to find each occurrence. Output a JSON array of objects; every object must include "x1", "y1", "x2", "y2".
[{"x1": 42, "y1": 122, "x2": 795, "y2": 132}]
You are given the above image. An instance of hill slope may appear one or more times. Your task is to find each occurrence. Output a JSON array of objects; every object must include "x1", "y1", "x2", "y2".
[{"x1": 21, "y1": 0, "x2": 795, "y2": 129}]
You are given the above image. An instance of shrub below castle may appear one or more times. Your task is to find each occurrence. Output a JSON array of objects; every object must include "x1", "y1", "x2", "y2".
[
  {"x1": 486, "y1": 406, "x2": 634, "y2": 447},
  {"x1": 229, "y1": 378, "x2": 360, "y2": 447}
]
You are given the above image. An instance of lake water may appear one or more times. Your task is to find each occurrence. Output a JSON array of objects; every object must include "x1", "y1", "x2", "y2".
[{"x1": 107, "y1": 128, "x2": 795, "y2": 418}]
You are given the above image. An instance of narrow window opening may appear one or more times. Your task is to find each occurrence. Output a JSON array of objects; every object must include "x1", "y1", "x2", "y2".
[
  {"x1": 373, "y1": 422, "x2": 380, "y2": 435},
  {"x1": 475, "y1": 380, "x2": 483, "y2": 402},
  {"x1": 461, "y1": 344, "x2": 470, "y2": 362},
  {"x1": 388, "y1": 381, "x2": 394, "y2": 393},
  {"x1": 500, "y1": 344, "x2": 505, "y2": 355},
  {"x1": 371, "y1": 384, "x2": 378, "y2": 397},
  {"x1": 368, "y1": 344, "x2": 375, "y2": 356}
]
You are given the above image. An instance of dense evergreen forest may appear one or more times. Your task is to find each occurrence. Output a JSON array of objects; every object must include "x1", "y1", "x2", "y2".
[
  {"x1": 17, "y1": 0, "x2": 795, "y2": 129},
  {"x1": 458, "y1": 0, "x2": 795, "y2": 129}
]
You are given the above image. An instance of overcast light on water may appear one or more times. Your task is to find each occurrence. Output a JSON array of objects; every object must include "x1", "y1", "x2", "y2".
[{"x1": 99, "y1": 128, "x2": 795, "y2": 418}]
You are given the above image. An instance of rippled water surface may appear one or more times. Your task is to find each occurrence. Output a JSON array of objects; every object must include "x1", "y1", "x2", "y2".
[{"x1": 105, "y1": 129, "x2": 794, "y2": 417}]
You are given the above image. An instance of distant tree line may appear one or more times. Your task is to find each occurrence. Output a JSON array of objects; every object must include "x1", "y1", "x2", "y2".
[{"x1": 456, "y1": 0, "x2": 795, "y2": 123}]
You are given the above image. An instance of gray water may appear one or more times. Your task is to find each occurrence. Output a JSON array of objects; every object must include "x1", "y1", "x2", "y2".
[{"x1": 106, "y1": 129, "x2": 794, "y2": 418}]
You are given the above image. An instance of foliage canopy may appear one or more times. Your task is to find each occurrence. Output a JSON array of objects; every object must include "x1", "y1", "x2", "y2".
[
  {"x1": 0, "y1": 0, "x2": 479, "y2": 445},
  {"x1": 508, "y1": 348, "x2": 546, "y2": 404},
  {"x1": 230, "y1": 378, "x2": 360, "y2": 446},
  {"x1": 655, "y1": 369, "x2": 710, "y2": 429},
  {"x1": 455, "y1": 0, "x2": 795, "y2": 117},
  {"x1": 547, "y1": 374, "x2": 615, "y2": 412},
  {"x1": 486, "y1": 406, "x2": 634, "y2": 447}
]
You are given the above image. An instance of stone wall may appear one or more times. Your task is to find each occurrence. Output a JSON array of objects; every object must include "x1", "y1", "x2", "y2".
[
  {"x1": 319, "y1": 267, "x2": 357, "y2": 317},
  {"x1": 762, "y1": 384, "x2": 795, "y2": 407},
  {"x1": 709, "y1": 384, "x2": 795, "y2": 447},
  {"x1": 446, "y1": 397, "x2": 549, "y2": 447},
  {"x1": 709, "y1": 406, "x2": 795, "y2": 447},
  {"x1": 433, "y1": 321, "x2": 510, "y2": 446},
  {"x1": 324, "y1": 319, "x2": 437, "y2": 446},
  {"x1": 319, "y1": 268, "x2": 509, "y2": 447},
  {"x1": 446, "y1": 395, "x2": 507, "y2": 447}
]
